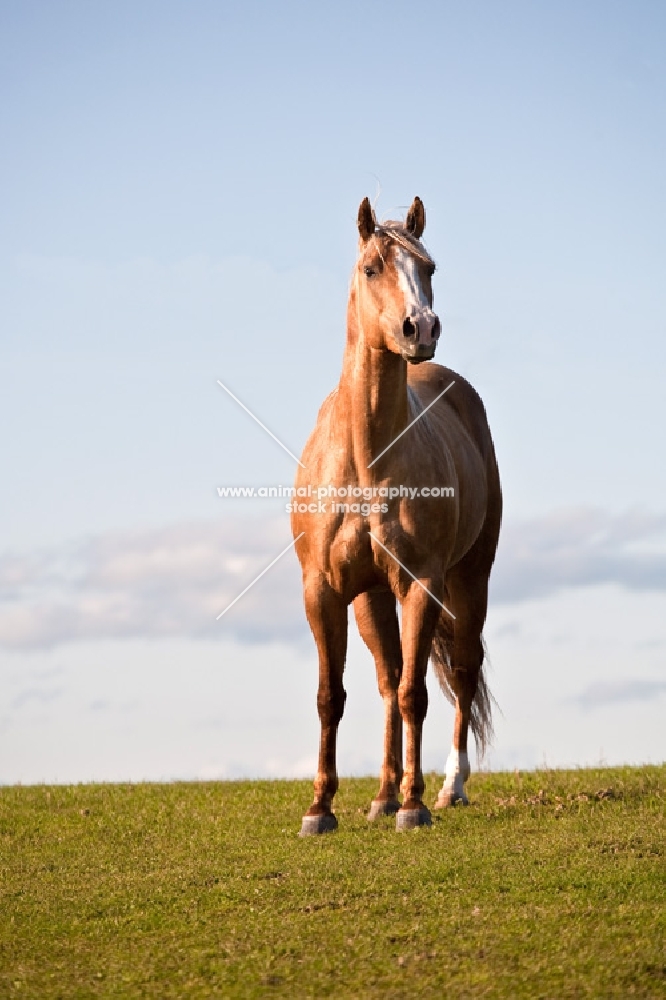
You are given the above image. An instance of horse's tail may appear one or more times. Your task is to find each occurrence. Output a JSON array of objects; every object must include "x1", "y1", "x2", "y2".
[{"x1": 430, "y1": 615, "x2": 494, "y2": 757}]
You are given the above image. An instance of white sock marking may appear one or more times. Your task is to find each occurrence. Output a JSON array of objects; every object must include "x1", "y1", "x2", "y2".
[{"x1": 438, "y1": 747, "x2": 470, "y2": 805}]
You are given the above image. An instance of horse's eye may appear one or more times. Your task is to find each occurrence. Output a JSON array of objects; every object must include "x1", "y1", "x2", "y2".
[{"x1": 364, "y1": 266, "x2": 376, "y2": 278}]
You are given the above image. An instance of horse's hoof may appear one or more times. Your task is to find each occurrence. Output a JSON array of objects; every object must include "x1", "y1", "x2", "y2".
[
  {"x1": 299, "y1": 813, "x2": 338, "y2": 836},
  {"x1": 367, "y1": 798, "x2": 401, "y2": 821},
  {"x1": 396, "y1": 805, "x2": 432, "y2": 831},
  {"x1": 434, "y1": 789, "x2": 469, "y2": 809}
]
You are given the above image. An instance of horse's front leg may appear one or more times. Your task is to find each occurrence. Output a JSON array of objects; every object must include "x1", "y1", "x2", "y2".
[
  {"x1": 300, "y1": 575, "x2": 348, "y2": 836},
  {"x1": 353, "y1": 589, "x2": 403, "y2": 819},
  {"x1": 396, "y1": 581, "x2": 441, "y2": 830}
]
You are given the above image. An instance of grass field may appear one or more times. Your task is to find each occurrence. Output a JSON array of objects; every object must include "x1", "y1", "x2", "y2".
[{"x1": 1, "y1": 766, "x2": 664, "y2": 998}]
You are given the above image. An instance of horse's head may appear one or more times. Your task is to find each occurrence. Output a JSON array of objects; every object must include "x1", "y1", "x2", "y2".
[{"x1": 355, "y1": 196, "x2": 440, "y2": 364}]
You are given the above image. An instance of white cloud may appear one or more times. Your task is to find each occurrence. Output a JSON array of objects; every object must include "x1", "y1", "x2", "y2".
[
  {"x1": 0, "y1": 516, "x2": 305, "y2": 649},
  {"x1": 492, "y1": 507, "x2": 666, "y2": 603},
  {"x1": 2, "y1": 506, "x2": 666, "y2": 651},
  {"x1": 572, "y1": 678, "x2": 666, "y2": 710}
]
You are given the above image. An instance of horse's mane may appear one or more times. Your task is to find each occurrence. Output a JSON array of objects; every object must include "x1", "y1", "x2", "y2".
[{"x1": 374, "y1": 220, "x2": 436, "y2": 268}]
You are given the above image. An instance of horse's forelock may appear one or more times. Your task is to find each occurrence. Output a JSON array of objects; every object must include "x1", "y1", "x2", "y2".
[{"x1": 373, "y1": 222, "x2": 435, "y2": 268}]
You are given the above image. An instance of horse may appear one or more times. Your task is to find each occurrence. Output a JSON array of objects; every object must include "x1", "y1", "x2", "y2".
[{"x1": 291, "y1": 196, "x2": 502, "y2": 834}]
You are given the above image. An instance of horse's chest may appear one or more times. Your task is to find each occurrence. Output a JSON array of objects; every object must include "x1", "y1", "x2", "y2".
[{"x1": 324, "y1": 516, "x2": 375, "y2": 596}]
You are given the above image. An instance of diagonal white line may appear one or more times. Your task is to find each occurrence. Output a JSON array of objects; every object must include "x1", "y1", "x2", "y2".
[
  {"x1": 217, "y1": 380, "x2": 306, "y2": 469},
  {"x1": 217, "y1": 533, "x2": 305, "y2": 620},
  {"x1": 367, "y1": 380, "x2": 455, "y2": 468},
  {"x1": 368, "y1": 532, "x2": 456, "y2": 619}
]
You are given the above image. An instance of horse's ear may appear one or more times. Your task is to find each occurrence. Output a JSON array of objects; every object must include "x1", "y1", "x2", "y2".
[
  {"x1": 406, "y1": 196, "x2": 426, "y2": 239},
  {"x1": 357, "y1": 197, "x2": 376, "y2": 241}
]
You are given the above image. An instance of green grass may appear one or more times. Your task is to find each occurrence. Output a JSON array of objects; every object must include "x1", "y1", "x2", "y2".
[{"x1": 1, "y1": 766, "x2": 665, "y2": 999}]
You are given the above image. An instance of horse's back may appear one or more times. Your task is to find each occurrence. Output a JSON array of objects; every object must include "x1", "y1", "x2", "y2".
[{"x1": 407, "y1": 363, "x2": 496, "y2": 464}]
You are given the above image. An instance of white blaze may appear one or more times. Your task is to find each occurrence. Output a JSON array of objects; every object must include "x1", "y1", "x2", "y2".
[{"x1": 394, "y1": 247, "x2": 429, "y2": 315}]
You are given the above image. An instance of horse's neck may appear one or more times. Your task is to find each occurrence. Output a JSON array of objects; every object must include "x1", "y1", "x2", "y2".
[{"x1": 339, "y1": 293, "x2": 410, "y2": 478}]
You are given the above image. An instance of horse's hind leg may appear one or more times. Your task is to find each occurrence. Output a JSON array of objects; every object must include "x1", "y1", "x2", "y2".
[
  {"x1": 353, "y1": 588, "x2": 402, "y2": 819},
  {"x1": 300, "y1": 575, "x2": 348, "y2": 836},
  {"x1": 435, "y1": 571, "x2": 488, "y2": 809}
]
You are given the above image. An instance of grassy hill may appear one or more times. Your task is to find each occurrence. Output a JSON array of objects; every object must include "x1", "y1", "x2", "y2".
[{"x1": 1, "y1": 765, "x2": 664, "y2": 998}]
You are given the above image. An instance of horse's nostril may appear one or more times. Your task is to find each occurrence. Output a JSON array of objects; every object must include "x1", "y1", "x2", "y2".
[
  {"x1": 403, "y1": 317, "x2": 417, "y2": 338},
  {"x1": 432, "y1": 317, "x2": 441, "y2": 339}
]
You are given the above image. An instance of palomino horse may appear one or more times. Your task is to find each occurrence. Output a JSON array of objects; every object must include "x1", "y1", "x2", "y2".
[{"x1": 292, "y1": 196, "x2": 502, "y2": 834}]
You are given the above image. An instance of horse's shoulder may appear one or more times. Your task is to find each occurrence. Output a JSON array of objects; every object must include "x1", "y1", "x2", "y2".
[{"x1": 300, "y1": 388, "x2": 346, "y2": 469}]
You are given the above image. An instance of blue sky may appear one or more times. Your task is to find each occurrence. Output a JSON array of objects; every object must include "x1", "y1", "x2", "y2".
[{"x1": 1, "y1": 1, "x2": 665, "y2": 782}]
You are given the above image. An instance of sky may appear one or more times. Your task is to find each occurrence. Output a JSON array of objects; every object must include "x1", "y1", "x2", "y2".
[{"x1": 1, "y1": 0, "x2": 665, "y2": 784}]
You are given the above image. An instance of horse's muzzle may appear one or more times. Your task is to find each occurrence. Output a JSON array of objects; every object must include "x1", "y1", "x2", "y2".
[
  {"x1": 403, "y1": 344, "x2": 437, "y2": 364},
  {"x1": 396, "y1": 312, "x2": 440, "y2": 363}
]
